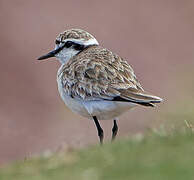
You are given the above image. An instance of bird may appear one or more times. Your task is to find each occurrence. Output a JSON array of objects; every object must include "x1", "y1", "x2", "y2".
[{"x1": 38, "y1": 29, "x2": 163, "y2": 144}]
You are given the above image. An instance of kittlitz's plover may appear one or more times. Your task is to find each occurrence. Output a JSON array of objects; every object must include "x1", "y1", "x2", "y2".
[{"x1": 38, "y1": 29, "x2": 163, "y2": 144}]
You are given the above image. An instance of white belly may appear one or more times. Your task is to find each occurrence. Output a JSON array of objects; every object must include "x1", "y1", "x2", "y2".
[
  {"x1": 82, "y1": 100, "x2": 136, "y2": 120},
  {"x1": 59, "y1": 94, "x2": 136, "y2": 120},
  {"x1": 57, "y1": 66, "x2": 136, "y2": 120}
]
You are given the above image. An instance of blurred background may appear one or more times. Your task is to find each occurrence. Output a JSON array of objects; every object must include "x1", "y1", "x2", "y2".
[{"x1": 0, "y1": 0, "x2": 194, "y2": 165}]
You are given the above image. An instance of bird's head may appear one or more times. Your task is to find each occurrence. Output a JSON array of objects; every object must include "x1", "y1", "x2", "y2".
[{"x1": 38, "y1": 29, "x2": 99, "y2": 64}]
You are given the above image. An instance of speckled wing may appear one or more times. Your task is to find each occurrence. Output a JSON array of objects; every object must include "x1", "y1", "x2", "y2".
[{"x1": 59, "y1": 46, "x2": 162, "y2": 106}]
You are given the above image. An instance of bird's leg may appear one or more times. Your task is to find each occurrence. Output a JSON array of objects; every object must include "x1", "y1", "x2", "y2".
[
  {"x1": 93, "y1": 116, "x2": 104, "y2": 144},
  {"x1": 112, "y1": 119, "x2": 118, "y2": 141}
]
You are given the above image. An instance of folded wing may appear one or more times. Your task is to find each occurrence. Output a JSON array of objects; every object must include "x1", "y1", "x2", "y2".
[{"x1": 60, "y1": 46, "x2": 163, "y2": 106}]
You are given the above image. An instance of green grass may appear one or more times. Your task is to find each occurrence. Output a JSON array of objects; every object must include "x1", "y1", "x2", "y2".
[{"x1": 1, "y1": 128, "x2": 194, "y2": 180}]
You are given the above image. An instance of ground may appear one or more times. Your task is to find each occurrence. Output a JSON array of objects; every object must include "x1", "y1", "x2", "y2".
[{"x1": 1, "y1": 125, "x2": 194, "y2": 180}]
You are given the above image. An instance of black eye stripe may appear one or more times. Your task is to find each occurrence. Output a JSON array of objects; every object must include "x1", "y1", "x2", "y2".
[
  {"x1": 53, "y1": 41, "x2": 85, "y2": 55},
  {"x1": 74, "y1": 44, "x2": 85, "y2": 51},
  {"x1": 63, "y1": 41, "x2": 85, "y2": 51}
]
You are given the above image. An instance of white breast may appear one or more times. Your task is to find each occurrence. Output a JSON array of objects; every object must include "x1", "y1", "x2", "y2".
[{"x1": 57, "y1": 66, "x2": 90, "y2": 118}]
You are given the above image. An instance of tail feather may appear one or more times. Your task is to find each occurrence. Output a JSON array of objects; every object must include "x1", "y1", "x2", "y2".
[{"x1": 114, "y1": 89, "x2": 163, "y2": 107}]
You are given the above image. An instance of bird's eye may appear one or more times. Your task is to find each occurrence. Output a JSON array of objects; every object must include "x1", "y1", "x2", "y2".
[
  {"x1": 55, "y1": 40, "x2": 60, "y2": 45},
  {"x1": 65, "y1": 41, "x2": 73, "y2": 48}
]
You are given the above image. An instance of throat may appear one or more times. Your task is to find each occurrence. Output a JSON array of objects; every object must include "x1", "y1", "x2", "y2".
[{"x1": 57, "y1": 49, "x2": 80, "y2": 64}]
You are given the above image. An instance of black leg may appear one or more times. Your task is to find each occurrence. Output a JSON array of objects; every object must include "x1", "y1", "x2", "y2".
[
  {"x1": 112, "y1": 119, "x2": 118, "y2": 141},
  {"x1": 93, "y1": 116, "x2": 104, "y2": 144}
]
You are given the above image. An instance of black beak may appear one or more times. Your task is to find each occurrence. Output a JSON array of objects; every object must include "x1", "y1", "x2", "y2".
[
  {"x1": 37, "y1": 49, "x2": 58, "y2": 60},
  {"x1": 37, "y1": 46, "x2": 63, "y2": 60}
]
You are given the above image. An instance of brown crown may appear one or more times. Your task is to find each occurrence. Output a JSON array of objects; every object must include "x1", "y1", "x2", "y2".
[{"x1": 57, "y1": 29, "x2": 95, "y2": 42}]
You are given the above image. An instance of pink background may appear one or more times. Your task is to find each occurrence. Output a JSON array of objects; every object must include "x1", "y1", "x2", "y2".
[{"x1": 0, "y1": 0, "x2": 194, "y2": 164}]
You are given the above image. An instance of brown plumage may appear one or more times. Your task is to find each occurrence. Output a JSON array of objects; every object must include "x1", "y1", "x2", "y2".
[
  {"x1": 57, "y1": 29, "x2": 95, "y2": 42},
  {"x1": 58, "y1": 45, "x2": 162, "y2": 106}
]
